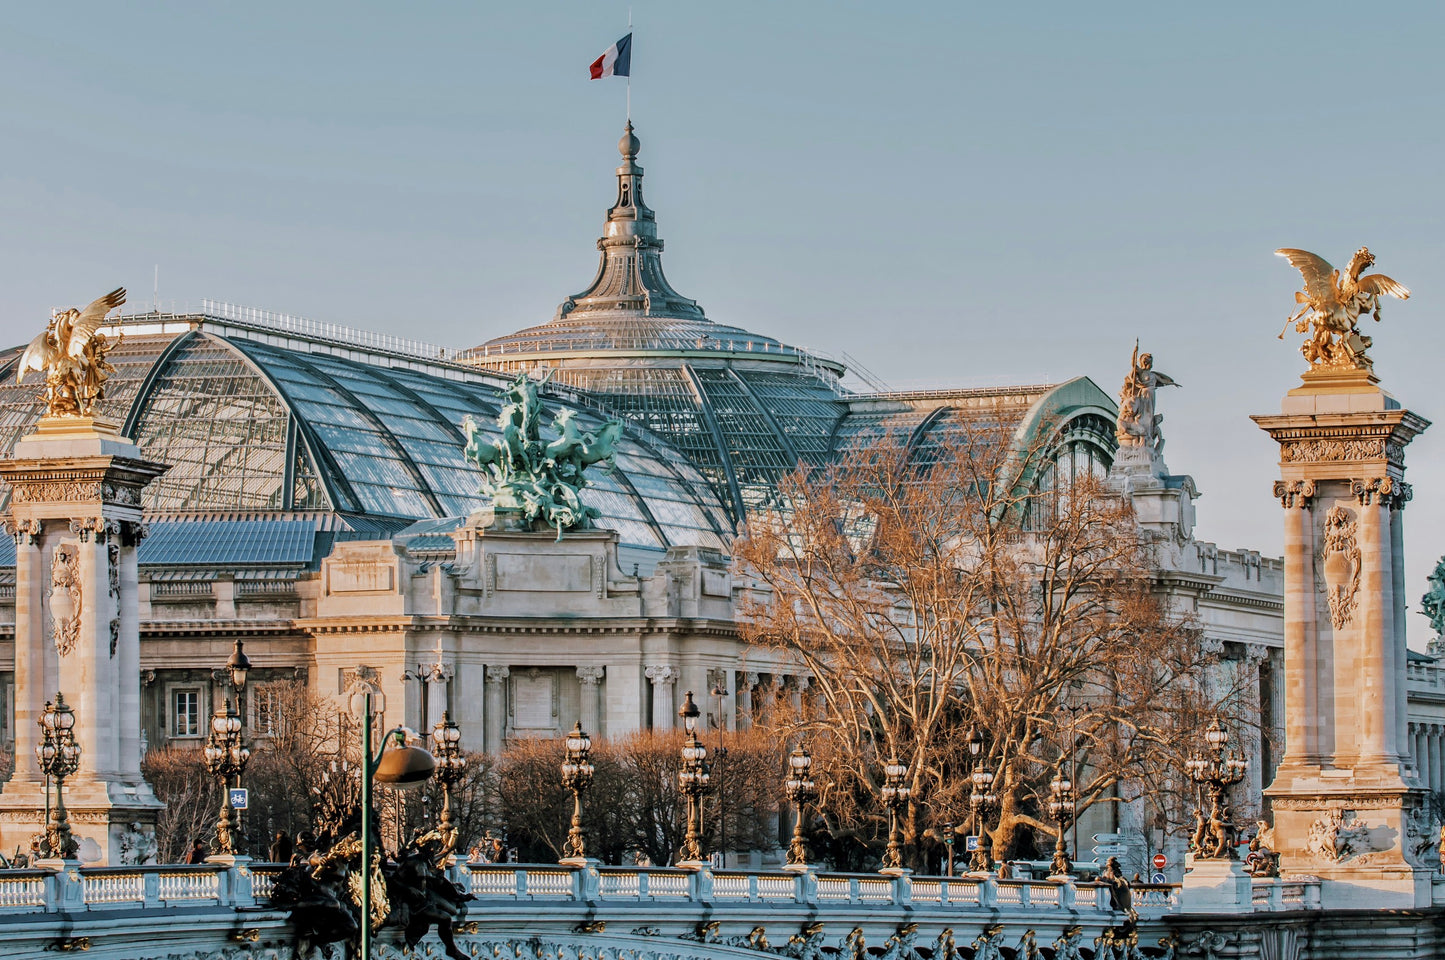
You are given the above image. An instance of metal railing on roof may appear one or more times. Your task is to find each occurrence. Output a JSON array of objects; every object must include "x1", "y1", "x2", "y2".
[{"x1": 200, "y1": 300, "x2": 459, "y2": 363}]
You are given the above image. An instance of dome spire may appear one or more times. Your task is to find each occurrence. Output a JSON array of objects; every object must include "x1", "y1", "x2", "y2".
[{"x1": 554, "y1": 123, "x2": 706, "y2": 323}]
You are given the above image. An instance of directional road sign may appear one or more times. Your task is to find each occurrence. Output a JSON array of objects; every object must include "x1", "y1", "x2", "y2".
[
  {"x1": 1092, "y1": 842, "x2": 1127, "y2": 857},
  {"x1": 1151, "y1": 872, "x2": 1167, "y2": 884},
  {"x1": 1092, "y1": 833, "x2": 1122, "y2": 844}
]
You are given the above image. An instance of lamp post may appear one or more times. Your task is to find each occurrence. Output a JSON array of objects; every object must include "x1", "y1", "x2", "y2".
[
  {"x1": 1060, "y1": 699, "x2": 1087, "y2": 864},
  {"x1": 203, "y1": 698, "x2": 250, "y2": 856},
  {"x1": 1047, "y1": 766, "x2": 1076, "y2": 877},
  {"x1": 710, "y1": 679, "x2": 730, "y2": 865},
  {"x1": 35, "y1": 694, "x2": 81, "y2": 860},
  {"x1": 967, "y1": 728, "x2": 996, "y2": 873},
  {"x1": 559, "y1": 721, "x2": 594, "y2": 863},
  {"x1": 350, "y1": 681, "x2": 435, "y2": 960},
  {"x1": 943, "y1": 821, "x2": 955, "y2": 877},
  {"x1": 1184, "y1": 718, "x2": 1248, "y2": 860},
  {"x1": 226, "y1": 637, "x2": 251, "y2": 692},
  {"x1": 430, "y1": 711, "x2": 466, "y2": 852},
  {"x1": 783, "y1": 741, "x2": 816, "y2": 870},
  {"x1": 879, "y1": 755, "x2": 911, "y2": 873},
  {"x1": 676, "y1": 691, "x2": 711, "y2": 866}
]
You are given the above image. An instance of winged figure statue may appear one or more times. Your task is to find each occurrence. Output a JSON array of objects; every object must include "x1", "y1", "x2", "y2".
[
  {"x1": 17, "y1": 287, "x2": 127, "y2": 417},
  {"x1": 1276, "y1": 247, "x2": 1409, "y2": 370},
  {"x1": 1116, "y1": 341, "x2": 1178, "y2": 459}
]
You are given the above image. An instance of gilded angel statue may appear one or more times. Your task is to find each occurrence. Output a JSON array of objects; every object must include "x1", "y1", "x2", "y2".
[
  {"x1": 1276, "y1": 247, "x2": 1409, "y2": 370},
  {"x1": 17, "y1": 287, "x2": 126, "y2": 417}
]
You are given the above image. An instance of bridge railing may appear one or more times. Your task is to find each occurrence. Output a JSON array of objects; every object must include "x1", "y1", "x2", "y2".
[
  {"x1": 457, "y1": 862, "x2": 1121, "y2": 917},
  {"x1": 0, "y1": 861, "x2": 256, "y2": 915}
]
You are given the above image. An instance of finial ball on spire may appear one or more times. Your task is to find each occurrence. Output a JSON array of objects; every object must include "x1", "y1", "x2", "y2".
[{"x1": 619, "y1": 122, "x2": 640, "y2": 159}]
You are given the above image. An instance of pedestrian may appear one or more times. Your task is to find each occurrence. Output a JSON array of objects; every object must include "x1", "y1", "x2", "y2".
[
  {"x1": 185, "y1": 838, "x2": 209, "y2": 864},
  {"x1": 269, "y1": 831, "x2": 293, "y2": 864}
]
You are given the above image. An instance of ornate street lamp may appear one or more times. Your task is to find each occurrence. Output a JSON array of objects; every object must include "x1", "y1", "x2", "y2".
[
  {"x1": 879, "y1": 755, "x2": 911, "y2": 873},
  {"x1": 225, "y1": 637, "x2": 251, "y2": 692},
  {"x1": 35, "y1": 694, "x2": 81, "y2": 860},
  {"x1": 559, "y1": 721, "x2": 594, "y2": 863},
  {"x1": 710, "y1": 679, "x2": 730, "y2": 863},
  {"x1": 676, "y1": 691, "x2": 711, "y2": 865},
  {"x1": 430, "y1": 711, "x2": 467, "y2": 853},
  {"x1": 350, "y1": 681, "x2": 435, "y2": 960},
  {"x1": 967, "y1": 728, "x2": 997, "y2": 873},
  {"x1": 1184, "y1": 718, "x2": 1248, "y2": 859},
  {"x1": 1047, "y1": 766, "x2": 1076, "y2": 877},
  {"x1": 203, "y1": 698, "x2": 250, "y2": 856},
  {"x1": 783, "y1": 741, "x2": 816, "y2": 870}
]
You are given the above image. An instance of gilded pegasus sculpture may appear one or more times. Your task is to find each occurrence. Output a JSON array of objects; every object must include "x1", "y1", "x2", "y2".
[
  {"x1": 1276, "y1": 247, "x2": 1409, "y2": 370},
  {"x1": 17, "y1": 287, "x2": 126, "y2": 417}
]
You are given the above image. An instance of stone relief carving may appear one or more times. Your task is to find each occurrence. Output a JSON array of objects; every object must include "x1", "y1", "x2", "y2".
[
  {"x1": 1403, "y1": 804, "x2": 1439, "y2": 868},
  {"x1": 1305, "y1": 808, "x2": 1370, "y2": 863},
  {"x1": 1320, "y1": 505, "x2": 1361, "y2": 630},
  {"x1": 1280, "y1": 438, "x2": 1389, "y2": 463},
  {"x1": 116, "y1": 821, "x2": 157, "y2": 865},
  {"x1": 49, "y1": 543, "x2": 82, "y2": 657}
]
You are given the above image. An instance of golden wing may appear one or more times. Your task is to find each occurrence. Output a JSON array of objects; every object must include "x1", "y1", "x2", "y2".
[
  {"x1": 1355, "y1": 274, "x2": 1410, "y2": 300},
  {"x1": 1275, "y1": 249, "x2": 1336, "y2": 303},
  {"x1": 65, "y1": 287, "x2": 126, "y2": 357},
  {"x1": 15, "y1": 330, "x2": 55, "y2": 384}
]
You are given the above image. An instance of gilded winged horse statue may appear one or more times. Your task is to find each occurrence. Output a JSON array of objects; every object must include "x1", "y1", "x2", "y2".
[
  {"x1": 1275, "y1": 247, "x2": 1409, "y2": 370},
  {"x1": 17, "y1": 288, "x2": 126, "y2": 417}
]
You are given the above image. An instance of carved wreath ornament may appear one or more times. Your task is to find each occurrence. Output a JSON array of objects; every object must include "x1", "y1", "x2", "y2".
[
  {"x1": 49, "y1": 543, "x2": 82, "y2": 657},
  {"x1": 1320, "y1": 505, "x2": 1361, "y2": 630}
]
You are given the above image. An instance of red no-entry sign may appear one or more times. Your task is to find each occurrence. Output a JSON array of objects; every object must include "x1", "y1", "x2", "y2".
[{"x1": 1152, "y1": 853, "x2": 1168, "y2": 870}]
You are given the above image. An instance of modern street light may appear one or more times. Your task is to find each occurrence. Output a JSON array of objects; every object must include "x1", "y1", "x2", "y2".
[
  {"x1": 1184, "y1": 718, "x2": 1248, "y2": 859},
  {"x1": 559, "y1": 721, "x2": 594, "y2": 863},
  {"x1": 430, "y1": 711, "x2": 467, "y2": 852},
  {"x1": 1047, "y1": 765, "x2": 1076, "y2": 877},
  {"x1": 1060, "y1": 698, "x2": 1087, "y2": 863},
  {"x1": 350, "y1": 681, "x2": 435, "y2": 960},
  {"x1": 203, "y1": 698, "x2": 250, "y2": 856},
  {"x1": 879, "y1": 755, "x2": 911, "y2": 873},
  {"x1": 783, "y1": 741, "x2": 816, "y2": 870},
  {"x1": 676, "y1": 691, "x2": 711, "y2": 865},
  {"x1": 35, "y1": 694, "x2": 81, "y2": 860},
  {"x1": 967, "y1": 728, "x2": 996, "y2": 873}
]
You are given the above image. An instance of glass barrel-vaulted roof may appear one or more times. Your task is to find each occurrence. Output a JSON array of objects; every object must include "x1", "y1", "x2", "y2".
[{"x1": 0, "y1": 325, "x2": 729, "y2": 552}]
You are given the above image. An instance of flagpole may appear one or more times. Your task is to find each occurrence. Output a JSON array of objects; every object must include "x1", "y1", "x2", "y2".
[{"x1": 626, "y1": 8, "x2": 633, "y2": 122}]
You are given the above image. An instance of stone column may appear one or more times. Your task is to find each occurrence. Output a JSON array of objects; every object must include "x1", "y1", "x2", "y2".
[
  {"x1": 1353, "y1": 479, "x2": 1395, "y2": 767},
  {"x1": 6, "y1": 521, "x2": 43, "y2": 789},
  {"x1": 1243, "y1": 644, "x2": 1268, "y2": 802},
  {"x1": 424, "y1": 664, "x2": 451, "y2": 732},
  {"x1": 577, "y1": 666, "x2": 604, "y2": 736},
  {"x1": 484, "y1": 665, "x2": 509, "y2": 755},
  {"x1": 0, "y1": 417, "x2": 167, "y2": 864},
  {"x1": 738, "y1": 673, "x2": 757, "y2": 731},
  {"x1": 1390, "y1": 491, "x2": 1412, "y2": 756},
  {"x1": 1274, "y1": 481, "x2": 1318, "y2": 766},
  {"x1": 1433, "y1": 727, "x2": 1444, "y2": 796},
  {"x1": 645, "y1": 665, "x2": 677, "y2": 730}
]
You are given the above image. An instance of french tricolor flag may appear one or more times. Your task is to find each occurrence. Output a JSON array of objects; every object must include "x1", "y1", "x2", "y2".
[{"x1": 589, "y1": 33, "x2": 632, "y2": 80}]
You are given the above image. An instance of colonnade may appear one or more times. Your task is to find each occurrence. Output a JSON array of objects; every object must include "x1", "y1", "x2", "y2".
[{"x1": 1408, "y1": 722, "x2": 1445, "y2": 796}]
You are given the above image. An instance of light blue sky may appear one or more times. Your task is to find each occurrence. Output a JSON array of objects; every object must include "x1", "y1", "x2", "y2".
[{"x1": 2, "y1": 3, "x2": 1442, "y2": 642}]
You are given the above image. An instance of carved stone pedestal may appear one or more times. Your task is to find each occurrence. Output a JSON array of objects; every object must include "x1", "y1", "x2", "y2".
[
  {"x1": 1253, "y1": 369, "x2": 1433, "y2": 909},
  {"x1": 0, "y1": 416, "x2": 167, "y2": 864},
  {"x1": 1179, "y1": 856, "x2": 1252, "y2": 914}
]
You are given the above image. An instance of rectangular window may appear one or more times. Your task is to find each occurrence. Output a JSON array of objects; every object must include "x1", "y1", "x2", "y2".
[
  {"x1": 253, "y1": 684, "x2": 284, "y2": 737},
  {"x1": 172, "y1": 690, "x2": 200, "y2": 738}
]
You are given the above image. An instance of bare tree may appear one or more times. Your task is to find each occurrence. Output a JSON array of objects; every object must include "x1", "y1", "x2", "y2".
[{"x1": 736, "y1": 418, "x2": 1222, "y2": 867}]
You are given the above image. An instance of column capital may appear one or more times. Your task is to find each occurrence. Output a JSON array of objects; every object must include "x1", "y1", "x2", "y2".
[
  {"x1": 1272, "y1": 479, "x2": 1316, "y2": 509},
  {"x1": 577, "y1": 665, "x2": 605, "y2": 685},
  {"x1": 743, "y1": 671, "x2": 760, "y2": 688},
  {"x1": 3, "y1": 517, "x2": 41, "y2": 544},
  {"x1": 1352, "y1": 476, "x2": 1403, "y2": 507},
  {"x1": 645, "y1": 664, "x2": 677, "y2": 685},
  {"x1": 484, "y1": 664, "x2": 510, "y2": 684}
]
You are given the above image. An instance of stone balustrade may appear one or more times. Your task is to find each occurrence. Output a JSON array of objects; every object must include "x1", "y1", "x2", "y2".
[{"x1": 0, "y1": 859, "x2": 1323, "y2": 960}]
